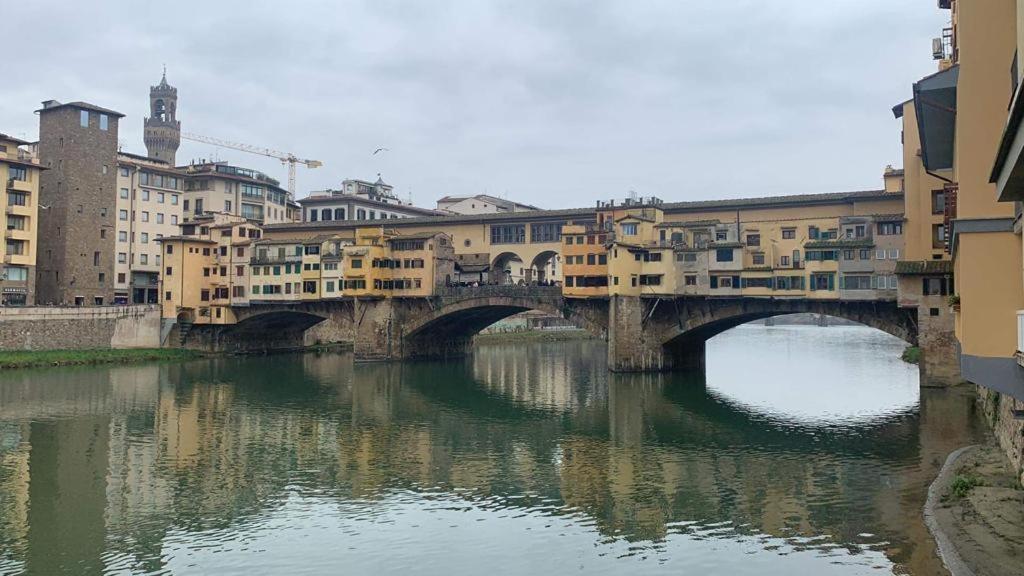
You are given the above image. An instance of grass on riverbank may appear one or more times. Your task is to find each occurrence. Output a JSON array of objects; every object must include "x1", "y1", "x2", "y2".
[
  {"x1": 473, "y1": 329, "x2": 596, "y2": 344},
  {"x1": 901, "y1": 346, "x2": 922, "y2": 365},
  {"x1": 0, "y1": 348, "x2": 201, "y2": 370}
]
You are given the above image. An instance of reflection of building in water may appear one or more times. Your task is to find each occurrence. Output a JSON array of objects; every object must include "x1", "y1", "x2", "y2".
[{"x1": 471, "y1": 342, "x2": 607, "y2": 411}]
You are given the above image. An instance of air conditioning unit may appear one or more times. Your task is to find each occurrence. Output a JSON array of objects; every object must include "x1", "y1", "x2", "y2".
[{"x1": 932, "y1": 38, "x2": 944, "y2": 60}]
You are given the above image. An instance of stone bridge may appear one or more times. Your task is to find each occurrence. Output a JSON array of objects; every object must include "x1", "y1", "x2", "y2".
[{"x1": 179, "y1": 286, "x2": 954, "y2": 384}]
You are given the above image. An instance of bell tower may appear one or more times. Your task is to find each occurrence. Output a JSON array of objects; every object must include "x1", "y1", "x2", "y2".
[{"x1": 143, "y1": 67, "x2": 180, "y2": 165}]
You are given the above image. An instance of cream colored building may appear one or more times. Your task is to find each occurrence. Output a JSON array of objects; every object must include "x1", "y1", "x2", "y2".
[
  {"x1": 182, "y1": 162, "x2": 292, "y2": 225},
  {"x1": 115, "y1": 152, "x2": 184, "y2": 304},
  {"x1": 0, "y1": 133, "x2": 41, "y2": 306}
]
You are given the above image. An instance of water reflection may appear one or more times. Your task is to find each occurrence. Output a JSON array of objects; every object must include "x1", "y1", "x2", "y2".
[{"x1": 0, "y1": 326, "x2": 985, "y2": 575}]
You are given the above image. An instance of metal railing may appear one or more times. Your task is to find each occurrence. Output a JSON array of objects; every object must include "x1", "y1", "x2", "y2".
[{"x1": 1017, "y1": 310, "x2": 1024, "y2": 354}]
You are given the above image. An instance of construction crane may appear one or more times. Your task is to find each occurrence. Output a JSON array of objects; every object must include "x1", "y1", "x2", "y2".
[{"x1": 181, "y1": 132, "x2": 322, "y2": 199}]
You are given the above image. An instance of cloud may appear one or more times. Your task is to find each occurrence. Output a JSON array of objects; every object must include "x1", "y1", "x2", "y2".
[{"x1": 0, "y1": 0, "x2": 947, "y2": 208}]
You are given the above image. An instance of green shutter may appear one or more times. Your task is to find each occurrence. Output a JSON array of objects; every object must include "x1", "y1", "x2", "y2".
[{"x1": 827, "y1": 273, "x2": 834, "y2": 291}]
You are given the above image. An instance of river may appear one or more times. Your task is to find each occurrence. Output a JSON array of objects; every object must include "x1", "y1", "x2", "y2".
[{"x1": 0, "y1": 324, "x2": 986, "y2": 575}]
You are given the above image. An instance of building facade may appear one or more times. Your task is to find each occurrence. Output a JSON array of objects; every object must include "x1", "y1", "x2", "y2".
[
  {"x1": 114, "y1": 153, "x2": 185, "y2": 303},
  {"x1": 0, "y1": 133, "x2": 43, "y2": 306},
  {"x1": 182, "y1": 162, "x2": 292, "y2": 225},
  {"x1": 436, "y1": 194, "x2": 539, "y2": 215},
  {"x1": 300, "y1": 177, "x2": 442, "y2": 223},
  {"x1": 35, "y1": 100, "x2": 124, "y2": 306}
]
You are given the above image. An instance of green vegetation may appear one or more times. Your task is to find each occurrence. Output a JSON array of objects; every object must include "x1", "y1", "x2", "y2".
[
  {"x1": 948, "y1": 294, "x2": 961, "y2": 307},
  {"x1": 951, "y1": 474, "x2": 981, "y2": 498},
  {"x1": 0, "y1": 348, "x2": 201, "y2": 370},
  {"x1": 901, "y1": 346, "x2": 922, "y2": 365}
]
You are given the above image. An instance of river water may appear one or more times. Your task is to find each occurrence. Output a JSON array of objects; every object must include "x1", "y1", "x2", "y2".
[{"x1": 0, "y1": 324, "x2": 987, "y2": 575}]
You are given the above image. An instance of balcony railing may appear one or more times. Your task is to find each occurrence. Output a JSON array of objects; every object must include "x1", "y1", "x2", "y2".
[{"x1": 944, "y1": 183, "x2": 958, "y2": 253}]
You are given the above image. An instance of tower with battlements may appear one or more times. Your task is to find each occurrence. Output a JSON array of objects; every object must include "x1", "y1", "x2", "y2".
[{"x1": 143, "y1": 69, "x2": 180, "y2": 165}]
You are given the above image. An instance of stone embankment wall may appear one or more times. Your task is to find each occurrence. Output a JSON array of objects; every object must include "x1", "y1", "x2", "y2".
[
  {"x1": 0, "y1": 305, "x2": 161, "y2": 350},
  {"x1": 978, "y1": 385, "x2": 1024, "y2": 487}
]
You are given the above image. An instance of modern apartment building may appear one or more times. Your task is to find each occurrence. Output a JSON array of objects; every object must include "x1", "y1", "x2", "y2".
[
  {"x1": 300, "y1": 177, "x2": 442, "y2": 223},
  {"x1": 114, "y1": 152, "x2": 185, "y2": 303},
  {"x1": 0, "y1": 133, "x2": 43, "y2": 305},
  {"x1": 35, "y1": 100, "x2": 123, "y2": 306},
  {"x1": 181, "y1": 161, "x2": 292, "y2": 225}
]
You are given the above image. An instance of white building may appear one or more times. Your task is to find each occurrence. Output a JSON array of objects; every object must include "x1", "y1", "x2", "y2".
[
  {"x1": 300, "y1": 176, "x2": 441, "y2": 222},
  {"x1": 436, "y1": 194, "x2": 539, "y2": 215}
]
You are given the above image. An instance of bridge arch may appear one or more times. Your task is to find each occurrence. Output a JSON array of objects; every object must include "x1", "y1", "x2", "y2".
[
  {"x1": 529, "y1": 250, "x2": 560, "y2": 284},
  {"x1": 652, "y1": 299, "x2": 917, "y2": 369},
  {"x1": 398, "y1": 287, "x2": 605, "y2": 359},
  {"x1": 490, "y1": 251, "x2": 526, "y2": 285}
]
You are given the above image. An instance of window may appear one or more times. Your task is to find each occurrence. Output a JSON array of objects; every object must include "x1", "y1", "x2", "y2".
[
  {"x1": 351, "y1": 259, "x2": 362, "y2": 269},
  {"x1": 80, "y1": 110, "x2": 89, "y2": 127},
  {"x1": 166, "y1": 267, "x2": 173, "y2": 276},
  {"x1": 6, "y1": 192, "x2": 27, "y2": 206},
  {"x1": 7, "y1": 166, "x2": 27, "y2": 181},
  {"x1": 922, "y1": 277, "x2": 951, "y2": 296},
  {"x1": 859, "y1": 249, "x2": 871, "y2": 260},
  {"x1": 141, "y1": 211, "x2": 150, "y2": 222},
  {"x1": 855, "y1": 225, "x2": 866, "y2": 238},
  {"x1": 843, "y1": 249, "x2": 854, "y2": 260},
  {"x1": 166, "y1": 244, "x2": 173, "y2": 254},
  {"x1": 156, "y1": 213, "x2": 164, "y2": 224},
  {"x1": 888, "y1": 248, "x2": 900, "y2": 259},
  {"x1": 931, "y1": 190, "x2": 946, "y2": 214},
  {"x1": 171, "y1": 215, "x2": 178, "y2": 225},
  {"x1": 94, "y1": 251, "x2": 101, "y2": 265},
  {"x1": 810, "y1": 273, "x2": 834, "y2": 291},
  {"x1": 335, "y1": 208, "x2": 345, "y2": 220},
  {"x1": 781, "y1": 229, "x2": 795, "y2": 239},
  {"x1": 120, "y1": 188, "x2": 129, "y2": 199},
  {"x1": 932, "y1": 224, "x2": 945, "y2": 248},
  {"x1": 878, "y1": 222, "x2": 903, "y2": 235},
  {"x1": 676, "y1": 252, "x2": 697, "y2": 263},
  {"x1": 170, "y1": 195, "x2": 178, "y2": 206},
  {"x1": 117, "y1": 252, "x2": 127, "y2": 264},
  {"x1": 752, "y1": 253, "x2": 765, "y2": 265},
  {"x1": 715, "y1": 230, "x2": 728, "y2": 241},
  {"x1": 226, "y1": 200, "x2": 233, "y2": 212},
  {"x1": 780, "y1": 255, "x2": 790, "y2": 266},
  {"x1": 715, "y1": 248, "x2": 734, "y2": 262},
  {"x1": 841, "y1": 275, "x2": 872, "y2": 290},
  {"x1": 742, "y1": 277, "x2": 773, "y2": 288},
  {"x1": 142, "y1": 190, "x2": 150, "y2": 201},
  {"x1": 621, "y1": 223, "x2": 638, "y2": 236},
  {"x1": 99, "y1": 114, "x2": 109, "y2": 131},
  {"x1": 530, "y1": 223, "x2": 561, "y2": 243},
  {"x1": 490, "y1": 224, "x2": 526, "y2": 244},
  {"x1": 746, "y1": 234, "x2": 760, "y2": 247},
  {"x1": 4, "y1": 266, "x2": 27, "y2": 281},
  {"x1": 876, "y1": 249, "x2": 886, "y2": 260},
  {"x1": 5, "y1": 215, "x2": 25, "y2": 230},
  {"x1": 326, "y1": 281, "x2": 335, "y2": 293},
  {"x1": 140, "y1": 254, "x2": 148, "y2": 265},
  {"x1": 241, "y1": 184, "x2": 263, "y2": 198},
  {"x1": 684, "y1": 275, "x2": 697, "y2": 286},
  {"x1": 140, "y1": 232, "x2": 149, "y2": 244},
  {"x1": 638, "y1": 275, "x2": 662, "y2": 286},
  {"x1": 808, "y1": 226, "x2": 820, "y2": 239}
]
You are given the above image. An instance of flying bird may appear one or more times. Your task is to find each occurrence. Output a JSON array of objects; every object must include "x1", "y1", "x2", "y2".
[{"x1": 373, "y1": 147, "x2": 390, "y2": 155}]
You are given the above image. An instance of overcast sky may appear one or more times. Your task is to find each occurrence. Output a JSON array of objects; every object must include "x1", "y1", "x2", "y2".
[{"x1": 2, "y1": 1, "x2": 946, "y2": 209}]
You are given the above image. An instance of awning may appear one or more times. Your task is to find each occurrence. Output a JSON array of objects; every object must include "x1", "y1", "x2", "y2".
[
  {"x1": 456, "y1": 264, "x2": 490, "y2": 273},
  {"x1": 913, "y1": 65, "x2": 958, "y2": 172}
]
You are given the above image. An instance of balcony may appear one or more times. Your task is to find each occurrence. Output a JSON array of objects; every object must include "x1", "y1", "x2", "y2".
[
  {"x1": 943, "y1": 183, "x2": 958, "y2": 253},
  {"x1": 7, "y1": 178, "x2": 33, "y2": 193}
]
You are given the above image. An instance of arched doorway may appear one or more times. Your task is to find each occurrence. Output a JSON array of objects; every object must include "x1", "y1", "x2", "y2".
[
  {"x1": 490, "y1": 252, "x2": 525, "y2": 285},
  {"x1": 529, "y1": 251, "x2": 560, "y2": 285}
]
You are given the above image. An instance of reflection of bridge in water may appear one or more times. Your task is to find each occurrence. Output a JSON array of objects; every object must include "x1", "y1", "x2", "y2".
[
  {"x1": 182, "y1": 283, "x2": 943, "y2": 381},
  {"x1": 0, "y1": 347, "x2": 983, "y2": 574}
]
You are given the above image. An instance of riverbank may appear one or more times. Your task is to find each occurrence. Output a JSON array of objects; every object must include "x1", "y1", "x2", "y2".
[
  {"x1": 473, "y1": 329, "x2": 596, "y2": 344},
  {"x1": 0, "y1": 348, "x2": 201, "y2": 369},
  {"x1": 926, "y1": 443, "x2": 1024, "y2": 576}
]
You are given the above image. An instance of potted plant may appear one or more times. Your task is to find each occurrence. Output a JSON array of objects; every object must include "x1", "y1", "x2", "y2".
[{"x1": 948, "y1": 294, "x2": 961, "y2": 311}]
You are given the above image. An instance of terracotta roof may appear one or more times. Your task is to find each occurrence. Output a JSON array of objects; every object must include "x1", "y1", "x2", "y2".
[
  {"x1": 155, "y1": 236, "x2": 216, "y2": 244},
  {"x1": 895, "y1": 260, "x2": 953, "y2": 275},
  {"x1": 0, "y1": 133, "x2": 32, "y2": 146}
]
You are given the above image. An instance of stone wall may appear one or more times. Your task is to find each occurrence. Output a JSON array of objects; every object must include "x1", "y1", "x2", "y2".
[
  {"x1": 977, "y1": 385, "x2": 1024, "y2": 487},
  {"x1": 0, "y1": 305, "x2": 161, "y2": 350}
]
